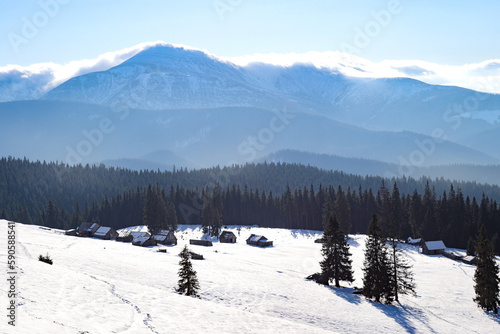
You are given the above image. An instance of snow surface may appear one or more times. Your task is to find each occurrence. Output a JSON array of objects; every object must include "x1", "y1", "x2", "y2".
[{"x1": 1, "y1": 220, "x2": 499, "y2": 333}]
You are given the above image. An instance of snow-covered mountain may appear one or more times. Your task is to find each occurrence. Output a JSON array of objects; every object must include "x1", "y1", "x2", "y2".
[
  {"x1": 3, "y1": 220, "x2": 499, "y2": 333},
  {"x1": 43, "y1": 45, "x2": 289, "y2": 110},
  {"x1": 41, "y1": 44, "x2": 500, "y2": 156},
  {"x1": 3, "y1": 43, "x2": 500, "y2": 179}
]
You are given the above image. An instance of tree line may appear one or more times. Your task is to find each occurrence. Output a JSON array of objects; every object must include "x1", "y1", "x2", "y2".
[{"x1": 1, "y1": 157, "x2": 500, "y2": 253}]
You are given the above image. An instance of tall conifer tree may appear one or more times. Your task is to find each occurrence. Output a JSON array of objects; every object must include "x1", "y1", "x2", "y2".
[
  {"x1": 320, "y1": 214, "x2": 354, "y2": 287},
  {"x1": 474, "y1": 226, "x2": 500, "y2": 313},
  {"x1": 362, "y1": 214, "x2": 394, "y2": 303}
]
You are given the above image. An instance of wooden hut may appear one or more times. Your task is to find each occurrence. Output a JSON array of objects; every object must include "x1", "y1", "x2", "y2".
[
  {"x1": 152, "y1": 230, "x2": 177, "y2": 245},
  {"x1": 422, "y1": 240, "x2": 446, "y2": 255},
  {"x1": 220, "y1": 231, "x2": 237, "y2": 243},
  {"x1": 116, "y1": 230, "x2": 132, "y2": 242},
  {"x1": 77, "y1": 222, "x2": 100, "y2": 237},
  {"x1": 132, "y1": 236, "x2": 157, "y2": 247},
  {"x1": 462, "y1": 256, "x2": 477, "y2": 265},
  {"x1": 189, "y1": 252, "x2": 204, "y2": 260},
  {"x1": 407, "y1": 237, "x2": 422, "y2": 246},
  {"x1": 189, "y1": 239, "x2": 213, "y2": 247},
  {"x1": 117, "y1": 231, "x2": 150, "y2": 242},
  {"x1": 443, "y1": 251, "x2": 462, "y2": 261},
  {"x1": 65, "y1": 229, "x2": 77, "y2": 236},
  {"x1": 246, "y1": 234, "x2": 273, "y2": 247},
  {"x1": 93, "y1": 226, "x2": 118, "y2": 240}
]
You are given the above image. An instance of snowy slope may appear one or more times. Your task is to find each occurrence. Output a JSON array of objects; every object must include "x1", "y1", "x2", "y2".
[{"x1": 1, "y1": 220, "x2": 499, "y2": 333}]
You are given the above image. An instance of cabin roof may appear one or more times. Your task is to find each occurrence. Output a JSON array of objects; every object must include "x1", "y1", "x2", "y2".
[
  {"x1": 424, "y1": 240, "x2": 446, "y2": 250},
  {"x1": 248, "y1": 234, "x2": 267, "y2": 242},
  {"x1": 152, "y1": 234, "x2": 167, "y2": 242},
  {"x1": 94, "y1": 226, "x2": 112, "y2": 236},
  {"x1": 78, "y1": 222, "x2": 98, "y2": 232},
  {"x1": 221, "y1": 231, "x2": 236, "y2": 238}
]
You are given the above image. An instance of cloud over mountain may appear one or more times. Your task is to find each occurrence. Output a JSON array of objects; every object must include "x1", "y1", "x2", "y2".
[{"x1": 1, "y1": 41, "x2": 499, "y2": 104}]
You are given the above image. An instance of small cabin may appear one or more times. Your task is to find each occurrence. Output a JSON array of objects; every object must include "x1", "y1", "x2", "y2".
[
  {"x1": 189, "y1": 252, "x2": 204, "y2": 260},
  {"x1": 152, "y1": 230, "x2": 177, "y2": 245},
  {"x1": 77, "y1": 222, "x2": 100, "y2": 237},
  {"x1": 220, "y1": 231, "x2": 237, "y2": 243},
  {"x1": 65, "y1": 229, "x2": 77, "y2": 236},
  {"x1": 422, "y1": 240, "x2": 446, "y2": 255},
  {"x1": 407, "y1": 237, "x2": 422, "y2": 246},
  {"x1": 117, "y1": 231, "x2": 150, "y2": 242},
  {"x1": 462, "y1": 256, "x2": 477, "y2": 265},
  {"x1": 314, "y1": 237, "x2": 325, "y2": 243},
  {"x1": 132, "y1": 236, "x2": 157, "y2": 247},
  {"x1": 93, "y1": 226, "x2": 118, "y2": 240},
  {"x1": 246, "y1": 234, "x2": 273, "y2": 247},
  {"x1": 116, "y1": 230, "x2": 132, "y2": 242},
  {"x1": 189, "y1": 239, "x2": 213, "y2": 247},
  {"x1": 442, "y1": 251, "x2": 462, "y2": 261}
]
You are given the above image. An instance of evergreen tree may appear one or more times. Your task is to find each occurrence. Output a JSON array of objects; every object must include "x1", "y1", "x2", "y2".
[
  {"x1": 176, "y1": 246, "x2": 200, "y2": 298},
  {"x1": 71, "y1": 201, "x2": 83, "y2": 228},
  {"x1": 201, "y1": 185, "x2": 223, "y2": 237},
  {"x1": 388, "y1": 232, "x2": 416, "y2": 302},
  {"x1": 335, "y1": 186, "x2": 352, "y2": 234},
  {"x1": 473, "y1": 226, "x2": 500, "y2": 313},
  {"x1": 320, "y1": 214, "x2": 354, "y2": 287},
  {"x1": 387, "y1": 198, "x2": 416, "y2": 302},
  {"x1": 166, "y1": 200, "x2": 178, "y2": 231},
  {"x1": 467, "y1": 237, "x2": 476, "y2": 256},
  {"x1": 143, "y1": 184, "x2": 168, "y2": 233},
  {"x1": 362, "y1": 214, "x2": 394, "y2": 303}
]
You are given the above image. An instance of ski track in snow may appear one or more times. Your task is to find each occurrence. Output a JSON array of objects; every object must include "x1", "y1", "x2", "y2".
[{"x1": 87, "y1": 274, "x2": 159, "y2": 334}]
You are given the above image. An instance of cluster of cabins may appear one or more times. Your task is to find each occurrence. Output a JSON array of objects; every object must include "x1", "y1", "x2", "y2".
[
  {"x1": 68, "y1": 222, "x2": 177, "y2": 247},
  {"x1": 407, "y1": 237, "x2": 477, "y2": 265},
  {"x1": 188, "y1": 232, "x2": 274, "y2": 248},
  {"x1": 67, "y1": 223, "x2": 274, "y2": 249}
]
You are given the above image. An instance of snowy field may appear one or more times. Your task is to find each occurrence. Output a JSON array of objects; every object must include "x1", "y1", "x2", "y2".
[{"x1": 1, "y1": 220, "x2": 499, "y2": 333}]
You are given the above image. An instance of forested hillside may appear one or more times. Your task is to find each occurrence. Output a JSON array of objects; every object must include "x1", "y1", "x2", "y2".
[{"x1": 1, "y1": 157, "x2": 499, "y2": 252}]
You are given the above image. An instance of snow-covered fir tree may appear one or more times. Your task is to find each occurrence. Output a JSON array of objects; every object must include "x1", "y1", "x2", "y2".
[
  {"x1": 176, "y1": 245, "x2": 201, "y2": 298},
  {"x1": 362, "y1": 213, "x2": 394, "y2": 303},
  {"x1": 387, "y1": 207, "x2": 416, "y2": 302},
  {"x1": 320, "y1": 214, "x2": 354, "y2": 287},
  {"x1": 474, "y1": 226, "x2": 500, "y2": 313}
]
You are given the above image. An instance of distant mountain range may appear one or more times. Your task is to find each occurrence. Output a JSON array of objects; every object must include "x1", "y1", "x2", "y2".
[{"x1": 2, "y1": 44, "x2": 500, "y2": 184}]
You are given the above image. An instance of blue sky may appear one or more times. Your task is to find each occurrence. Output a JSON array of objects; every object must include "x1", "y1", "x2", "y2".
[{"x1": 1, "y1": 0, "x2": 499, "y2": 67}]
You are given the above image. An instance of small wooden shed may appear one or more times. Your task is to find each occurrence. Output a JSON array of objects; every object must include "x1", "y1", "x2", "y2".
[
  {"x1": 462, "y1": 256, "x2": 477, "y2": 265},
  {"x1": 189, "y1": 239, "x2": 213, "y2": 247},
  {"x1": 422, "y1": 240, "x2": 446, "y2": 255},
  {"x1": 220, "y1": 231, "x2": 237, "y2": 243},
  {"x1": 246, "y1": 234, "x2": 273, "y2": 247},
  {"x1": 77, "y1": 222, "x2": 100, "y2": 237},
  {"x1": 152, "y1": 230, "x2": 177, "y2": 245},
  {"x1": 116, "y1": 230, "x2": 132, "y2": 242},
  {"x1": 65, "y1": 229, "x2": 77, "y2": 236},
  {"x1": 93, "y1": 226, "x2": 118, "y2": 240},
  {"x1": 132, "y1": 236, "x2": 157, "y2": 247},
  {"x1": 117, "y1": 231, "x2": 150, "y2": 242},
  {"x1": 407, "y1": 237, "x2": 422, "y2": 246}
]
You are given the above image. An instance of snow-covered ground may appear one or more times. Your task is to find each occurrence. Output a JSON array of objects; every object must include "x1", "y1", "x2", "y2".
[{"x1": 1, "y1": 220, "x2": 499, "y2": 333}]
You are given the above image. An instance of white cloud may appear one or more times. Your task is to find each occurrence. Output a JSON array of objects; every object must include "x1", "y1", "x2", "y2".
[
  {"x1": 227, "y1": 52, "x2": 500, "y2": 94},
  {"x1": 0, "y1": 41, "x2": 168, "y2": 101}
]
